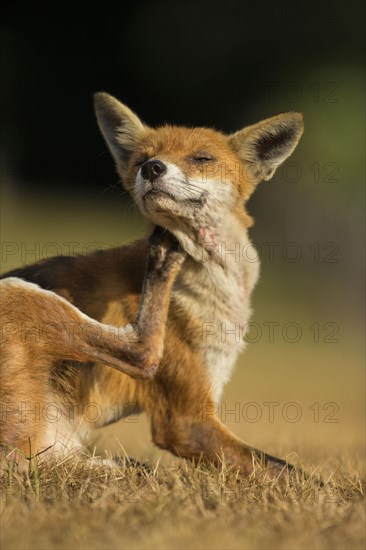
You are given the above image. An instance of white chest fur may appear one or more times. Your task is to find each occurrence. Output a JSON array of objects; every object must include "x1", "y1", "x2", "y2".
[{"x1": 174, "y1": 240, "x2": 260, "y2": 402}]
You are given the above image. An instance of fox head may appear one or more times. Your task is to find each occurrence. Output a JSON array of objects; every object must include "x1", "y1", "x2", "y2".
[{"x1": 94, "y1": 93, "x2": 303, "y2": 260}]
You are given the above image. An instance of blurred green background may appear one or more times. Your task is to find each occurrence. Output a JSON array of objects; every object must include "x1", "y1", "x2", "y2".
[{"x1": 1, "y1": 0, "x2": 364, "y2": 468}]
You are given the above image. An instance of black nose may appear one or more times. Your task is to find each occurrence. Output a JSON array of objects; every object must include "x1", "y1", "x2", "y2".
[{"x1": 141, "y1": 160, "x2": 167, "y2": 182}]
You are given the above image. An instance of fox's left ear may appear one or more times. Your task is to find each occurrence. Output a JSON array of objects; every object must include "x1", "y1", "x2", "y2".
[
  {"x1": 228, "y1": 112, "x2": 304, "y2": 182},
  {"x1": 94, "y1": 92, "x2": 147, "y2": 170}
]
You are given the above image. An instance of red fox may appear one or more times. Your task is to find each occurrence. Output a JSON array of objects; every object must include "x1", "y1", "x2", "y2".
[{"x1": 0, "y1": 93, "x2": 304, "y2": 475}]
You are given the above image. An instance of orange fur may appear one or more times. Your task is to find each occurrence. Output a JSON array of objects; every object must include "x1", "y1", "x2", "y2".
[{"x1": 0, "y1": 94, "x2": 304, "y2": 475}]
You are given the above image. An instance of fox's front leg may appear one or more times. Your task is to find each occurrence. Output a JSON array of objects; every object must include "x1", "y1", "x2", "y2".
[{"x1": 151, "y1": 406, "x2": 293, "y2": 477}]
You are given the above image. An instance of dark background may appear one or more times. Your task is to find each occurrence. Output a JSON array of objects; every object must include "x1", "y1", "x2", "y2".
[{"x1": 1, "y1": 0, "x2": 364, "y2": 193}]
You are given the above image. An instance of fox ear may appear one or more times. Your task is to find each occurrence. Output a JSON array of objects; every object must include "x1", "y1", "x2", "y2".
[
  {"x1": 228, "y1": 112, "x2": 304, "y2": 182},
  {"x1": 94, "y1": 92, "x2": 146, "y2": 168}
]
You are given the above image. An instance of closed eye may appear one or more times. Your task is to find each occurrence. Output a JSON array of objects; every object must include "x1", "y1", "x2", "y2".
[
  {"x1": 193, "y1": 157, "x2": 214, "y2": 162},
  {"x1": 189, "y1": 153, "x2": 216, "y2": 163}
]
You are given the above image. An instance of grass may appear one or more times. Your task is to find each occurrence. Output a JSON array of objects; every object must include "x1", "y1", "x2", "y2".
[{"x1": 0, "y1": 451, "x2": 364, "y2": 550}]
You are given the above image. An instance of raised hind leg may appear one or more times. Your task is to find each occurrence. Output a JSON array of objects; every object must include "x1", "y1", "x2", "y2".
[{"x1": 0, "y1": 227, "x2": 185, "y2": 463}]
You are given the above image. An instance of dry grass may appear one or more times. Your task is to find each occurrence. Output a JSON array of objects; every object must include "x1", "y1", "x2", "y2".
[{"x1": 0, "y1": 449, "x2": 364, "y2": 550}]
